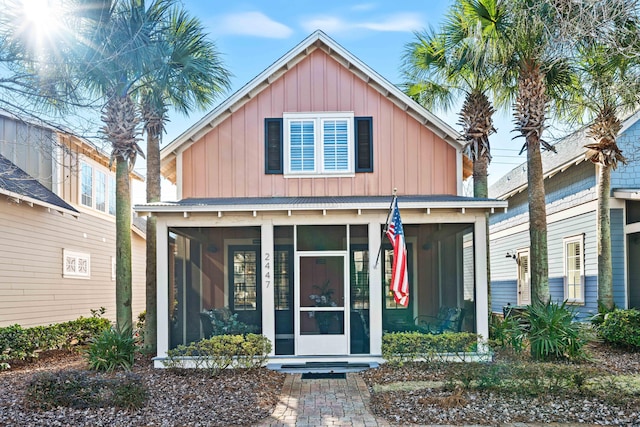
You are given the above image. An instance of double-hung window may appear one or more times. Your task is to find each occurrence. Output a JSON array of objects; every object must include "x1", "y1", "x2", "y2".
[
  {"x1": 80, "y1": 160, "x2": 115, "y2": 215},
  {"x1": 283, "y1": 112, "x2": 354, "y2": 176},
  {"x1": 564, "y1": 235, "x2": 585, "y2": 303}
]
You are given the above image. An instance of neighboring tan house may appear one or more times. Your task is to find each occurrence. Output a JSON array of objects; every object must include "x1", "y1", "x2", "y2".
[
  {"x1": 489, "y1": 112, "x2": 640, "y2": 320},
  {"x1": 0, "y1": 112, "x2": 146, "y2": 327},
  {"x1": 136, "y1": 30, "x2": 506, "y2": 367}
]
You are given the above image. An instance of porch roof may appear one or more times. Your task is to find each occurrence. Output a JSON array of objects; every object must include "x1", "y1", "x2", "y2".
[{"x1": 135, "y1": 195, "x2": 507, "y2": 216}]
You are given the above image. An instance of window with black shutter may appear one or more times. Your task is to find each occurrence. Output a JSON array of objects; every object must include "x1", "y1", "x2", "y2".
[
  {"x1": 355, "y1": 117, "x2": 373, "y2": 172},
  {"x1": 265, "y1": 118, "x2": 283, "y2": 174}
]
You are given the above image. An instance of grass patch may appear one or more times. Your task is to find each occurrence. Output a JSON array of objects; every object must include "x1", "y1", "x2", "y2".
[{"x1": 372, "y1": 380, "x2": 445, "y2": 393}]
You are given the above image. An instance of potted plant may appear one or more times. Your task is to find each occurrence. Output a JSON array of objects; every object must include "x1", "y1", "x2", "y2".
[{"x1": 309, "y1": 280, "x2": 338, "y2": 334}]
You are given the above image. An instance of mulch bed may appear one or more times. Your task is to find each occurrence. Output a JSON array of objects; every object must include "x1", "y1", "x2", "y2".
[
  {"x1": 0, "y1": 351, "x2": 285, "y2": 426},
  {"x1": 363, "y1": 343, "x2": 640, "y2": 426}
]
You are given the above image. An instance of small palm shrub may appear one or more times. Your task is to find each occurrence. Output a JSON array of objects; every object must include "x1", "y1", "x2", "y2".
[
  {"x1": 85, "y1": 327, "x2": 136, "y2": 372},
  {"x1": 489, "y1": 313, "x2": 526, "y2": 353},
  {"x1": 598, "y1": 309, "x2": 640, "y2": 349},
  {"x1": 26, "y1": 370, "x2": 146, "y2": 409},
  {"x1": 525, "y1": 300, "x2": 588, "y2": 361}
]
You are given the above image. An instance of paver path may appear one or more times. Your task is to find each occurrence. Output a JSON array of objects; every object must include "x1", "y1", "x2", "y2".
[{"x1": 258, "y1": 373, "x2": 391, "y2": 426}]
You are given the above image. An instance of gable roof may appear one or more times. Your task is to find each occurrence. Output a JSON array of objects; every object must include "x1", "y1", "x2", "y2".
[
  {"x1": 160, "y1": 30, "x2": 462, "y2": 182},
  {"x1": 489, "y1": 112, "x2": 640, "y2": 200},
  {"x1": 0, "y1": 154, "x2": 79, "y2": 216}
]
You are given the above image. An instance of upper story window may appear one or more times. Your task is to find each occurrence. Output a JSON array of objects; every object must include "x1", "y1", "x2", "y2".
[
  {"x1": 284, "y1": 112, "x2": 353, "y2": 176},
  {"x1": 80, "y1": 160, "x2": 115, "y2": 215},
  {"x1": 265, "y1": 114, "x2": 373, "y2": 176},
  {"x1": 564, "y1": 235, "x2": 585, "y2": 304}
]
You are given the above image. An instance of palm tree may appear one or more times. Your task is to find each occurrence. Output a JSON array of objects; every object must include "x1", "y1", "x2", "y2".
[
  {"x1": 462, "y1": 0, "x2": 579, "y2": 305},
  {"x1": 402, "y1": 0, "x2": 501, "y2": 309},
  {"x1": 75, "y1": 0, "x2": 173, "y2": 332},
  {"x1": 572, "y1": 37, "x2": 640, "y2": 310},
  {"x1": 138, "y1": 7, "x2": 231, "y2": 351},
  {"x1": 402, "y1": 0, "x2": 499, "y2": 199}
]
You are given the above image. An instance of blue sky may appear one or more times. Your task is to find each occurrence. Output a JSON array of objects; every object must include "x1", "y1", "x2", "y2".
[{"x1": 162, "y1": 0, "x2": 540, "y2": 186}]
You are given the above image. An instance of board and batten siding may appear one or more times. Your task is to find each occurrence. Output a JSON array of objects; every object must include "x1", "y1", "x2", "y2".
[
  {"x1": 180, "y1": 49, "x2": 458, "y2": 199},
  {"x1": 0, "y1": 200, "x2": 146, "y2": 327}
]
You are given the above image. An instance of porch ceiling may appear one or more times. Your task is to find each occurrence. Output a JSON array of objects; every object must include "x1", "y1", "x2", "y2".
[{"x1": 134, "y1": 195, "x2": 507, "y2": 216}]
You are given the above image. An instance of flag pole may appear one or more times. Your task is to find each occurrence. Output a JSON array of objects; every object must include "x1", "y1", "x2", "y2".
[{"x1": 374, "y1": 188, "x2": 397, "y2": 268}]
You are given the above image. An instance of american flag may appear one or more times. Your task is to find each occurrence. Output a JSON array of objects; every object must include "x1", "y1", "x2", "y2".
[{"x1": 385, "y1": 197, "x2": 409, "y2": 306}]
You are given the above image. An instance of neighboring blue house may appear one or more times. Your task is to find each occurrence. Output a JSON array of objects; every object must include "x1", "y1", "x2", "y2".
[{"x1": 489, "y1": 112, "x2": 640, "y2": 320}]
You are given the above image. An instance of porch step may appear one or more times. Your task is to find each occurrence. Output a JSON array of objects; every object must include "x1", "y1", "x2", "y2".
[{"x1": 268, "y1": 361, "x2": 377, "y2": 374}]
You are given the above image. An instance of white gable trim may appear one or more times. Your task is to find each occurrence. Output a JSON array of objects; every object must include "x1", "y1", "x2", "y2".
[{"x1": 161, "y1": 30, "x2": 462, "y2": 165}]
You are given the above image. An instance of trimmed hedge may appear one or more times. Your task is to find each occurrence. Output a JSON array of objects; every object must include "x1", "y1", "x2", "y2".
[
  {"x1": 599, "y1": 309, "x2": 640, "y2": 349},
  {"x1": 164, "y1": 334, "x2": 272, "y2": 376},
  {"x1": 382, "y1": 331, "x2": 480, "y2": 365},
  {"x1": 0, "y1": 313, "x2": 111, "y2": 370}
]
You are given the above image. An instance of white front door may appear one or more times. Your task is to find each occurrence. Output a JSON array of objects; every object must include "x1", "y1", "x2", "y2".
[{"x1": 295, "y1": 252, "x2": 349, "y2": 355}]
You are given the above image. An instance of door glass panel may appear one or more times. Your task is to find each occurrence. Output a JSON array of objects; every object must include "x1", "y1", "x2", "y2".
[
  {"x1": 297, "y1": 225, "x2": 346, "y2": 251},
  {"x1": 299, "y1": 256, "x2": 345, "y2": 335}
]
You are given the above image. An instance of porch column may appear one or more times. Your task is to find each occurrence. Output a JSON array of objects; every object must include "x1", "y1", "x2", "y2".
[
  {"x1": 261, "y1": 222, "x2": 275, "y2": 355},
  {"x1": 369, "y1": 221, "x2": 383, "y2": 356},
  {"x1": 156, "y1": 219, "x2": 169, "y2": 365},
  {"x1": 474, "y1": 214, "x2": 489, "y2": 346}
]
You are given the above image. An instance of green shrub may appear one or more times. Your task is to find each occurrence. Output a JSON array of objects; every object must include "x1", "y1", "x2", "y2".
[
  {"x1": 381, "y1": 332, "x2": 479, "y2": 365},
  {"x1": 164, "y1": 333, "x2": 272, "y2": 376},
  {"x1": 85, "y1": 327, "x2": 137, "y2": 372},
  {"x1": 25, "y1": 370, "x2": 145, "y2": 410},
  {"x1": 598, "y1": 309, "x2": 640, "y2": 349},
  {"x1": 525, "y1": 300, "x2": 589, "y2": 361},
  {"x1": 135, "y1": 310, "x2": 146, "y2": 345},
  {"x1": 0, "y1": 310, "x2": 111, "y2": 370},
  {"x1": 489, "y1": 313, "x2": 526, "y2": 352}
]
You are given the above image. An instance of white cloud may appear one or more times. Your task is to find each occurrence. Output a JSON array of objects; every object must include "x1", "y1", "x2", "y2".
[
  {"x1": 351, "y1": 3, "x2": 377, "y2": 12},
  {"x1": 216, "y1": 12, "x2": 293, "y2": 39},
  {"x1": 357, "y1": 13, "x2": 424, "y2": 32},
  {"x1": 301, "y1": 12, "x2": 424, "y2": 35}
]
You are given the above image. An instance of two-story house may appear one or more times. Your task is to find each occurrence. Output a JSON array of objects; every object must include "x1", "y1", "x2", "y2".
[
  {"x1": 0, "y1": 112, "x2": 146, "y2": 327},
  {"x1": 489, "y1": 112, "x2": 640, "y2": 319},
  {"x1": 136, "y1": 31, "x2": 506, "y2": 366}
]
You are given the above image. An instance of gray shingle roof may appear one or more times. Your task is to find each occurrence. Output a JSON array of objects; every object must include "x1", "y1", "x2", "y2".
[
  {"x1": 0, "y1": 154, "x2": 78, "y2": 214},
  {"x1": 489, "y1": 127, "x2": 591, "y2": 199}
]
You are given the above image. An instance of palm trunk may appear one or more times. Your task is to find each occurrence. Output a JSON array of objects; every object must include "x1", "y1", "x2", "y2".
[
  {"x1": 145, "y1": 128, "x2": 160, "y2": 352},
  {"x1": 473, "y1": 155, "x2": 491, "y2": 308},
  {"x1": 116, "y1": 155, "x2": 133, "y2": 332},
  {"x1": 527, "y1": 140, "x2": 550, "y2": 304},
  {"x1": 515, "y1": 63, "x2": 550, "y2": 305},
  {"x1": 597, "y1": 164, "x2": 613, "y2": 310}
]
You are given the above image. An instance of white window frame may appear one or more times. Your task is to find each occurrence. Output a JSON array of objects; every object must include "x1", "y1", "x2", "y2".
[
  {"x1": 63, "y1": 249, "x2": 91, "y2": 279},
  {"x1": 79, "y1": 159, "x2": 115, "y2": 216},
  {"x1": 563, "y1": 235, "x2": 585, "y2": 304},
  {"x1": 283, "y1": 112, "x2": 354, "y2": 177}
]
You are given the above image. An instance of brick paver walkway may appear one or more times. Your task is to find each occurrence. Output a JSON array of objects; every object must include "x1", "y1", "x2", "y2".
[{"x1": 258, "y1": 373, "x2": 390, "y2": 426}]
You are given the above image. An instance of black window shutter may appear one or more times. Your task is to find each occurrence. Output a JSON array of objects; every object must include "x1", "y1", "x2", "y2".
[
  {"x1": 265, "y1": 118, "x2": 283, "y2": 174},
  {"x1": 355, "y1": 117, "x2": 373, "y2": 172}
]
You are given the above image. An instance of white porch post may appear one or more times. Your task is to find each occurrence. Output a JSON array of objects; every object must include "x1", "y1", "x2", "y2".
[
  {"x1": 369, "y1": 221, "x2": 383, "y2": 356},
  {"x1": 155, "y1": 219, "x2": 169, "y2": 366},
  {"x1": 261, "y1": 222, "x2": 275, "y2": 355},
  {"x1": 474, "y1": 214, "x2": 489, "y2": 345}
]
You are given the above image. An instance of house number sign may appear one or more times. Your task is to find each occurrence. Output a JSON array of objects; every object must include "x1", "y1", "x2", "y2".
[{"x1": 263, "y1": 252, "x2": 271, "y2": 288}]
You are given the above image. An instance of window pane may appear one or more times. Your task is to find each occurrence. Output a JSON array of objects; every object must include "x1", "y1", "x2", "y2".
[
  {"x1": 81, "y1": 163, "x2": 92, "y2": 207},
  {"x1": 109, "y1": 176, "x2": 116, "y2": 216},
  {"x1": 233, "y1": 251, "x2": 257, "y2": 311},
  {"x1": 289, "y1": 120, "x2": 315, "y2": 172},
  {"x1": 323, "y1": 119, "x2": 349, "y2": 171},
  {"x1": 566, "y1": 240, "x2": 582, "y2": 300},
  {"x1": 95, "y1": 170, "x2": 106, "y2": 212},
  {"x1": 274, "y1": 250, "x2": 290, "y2": 310}
]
